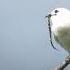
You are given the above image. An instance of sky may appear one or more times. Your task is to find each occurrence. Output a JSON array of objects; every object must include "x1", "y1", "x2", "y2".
[{"x1": 0, "y1": 0, "x2": 70, "y2": 70}]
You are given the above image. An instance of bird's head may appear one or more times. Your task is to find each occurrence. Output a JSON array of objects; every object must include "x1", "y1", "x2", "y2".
[{"x1": 45, "y1": 8, "x2": 70, "y2": 25}]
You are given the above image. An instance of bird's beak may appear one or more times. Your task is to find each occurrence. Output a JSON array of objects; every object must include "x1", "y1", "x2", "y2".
[{"x1": 45, "y1": 14, "x2": 52, "y2": 18}]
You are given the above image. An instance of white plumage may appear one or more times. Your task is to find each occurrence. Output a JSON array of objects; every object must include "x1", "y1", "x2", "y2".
[{"x1": 49, "y1": 8, "x2": 70, "y2": 52}]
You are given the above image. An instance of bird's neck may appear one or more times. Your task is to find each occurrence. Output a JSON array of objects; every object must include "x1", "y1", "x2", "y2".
[
  {"x1": 51, "y1": 15, "x2": 70, "y2": 27},
  {"x1": 51, "y1": 15, "x2": 70, "y2": 36}
]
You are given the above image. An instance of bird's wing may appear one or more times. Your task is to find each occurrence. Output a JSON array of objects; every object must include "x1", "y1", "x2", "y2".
[{"x1": 54, "y1": 34, "x2": 64, "y2": 47}]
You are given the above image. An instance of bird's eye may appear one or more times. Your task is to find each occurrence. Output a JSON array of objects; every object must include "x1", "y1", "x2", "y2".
[{"x1": 55, "y1": 10, "x2": 59, "y2": 13}]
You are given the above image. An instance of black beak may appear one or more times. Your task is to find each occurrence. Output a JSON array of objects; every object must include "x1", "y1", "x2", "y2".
[{"x1": 45, "y1": 14, "x2": 52, "y2": 18}]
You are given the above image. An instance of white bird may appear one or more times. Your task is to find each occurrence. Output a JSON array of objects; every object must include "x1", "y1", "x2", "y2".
[{"x1": 45, "y1": 8, "x2": 70, "y2": 53}]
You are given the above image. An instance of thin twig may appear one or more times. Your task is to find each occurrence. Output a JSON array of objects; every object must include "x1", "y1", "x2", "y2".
[{"x1": 54, "y1": 56, "x2": 70, "y2": 70}]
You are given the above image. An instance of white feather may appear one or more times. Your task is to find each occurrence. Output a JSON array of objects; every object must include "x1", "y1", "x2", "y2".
[{"x1": 50, "y1": 8, "x2": 70, "y2": 52}]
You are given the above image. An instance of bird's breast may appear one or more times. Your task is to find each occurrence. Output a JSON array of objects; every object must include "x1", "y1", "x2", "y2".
[{"x1": 52, "y1": 26, "x2": 70, "y2": 52}]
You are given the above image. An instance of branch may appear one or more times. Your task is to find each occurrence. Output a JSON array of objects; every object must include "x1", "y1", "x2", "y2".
[{"x1": 54, "y1": 56, "x2": 70, "y2": 70}]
